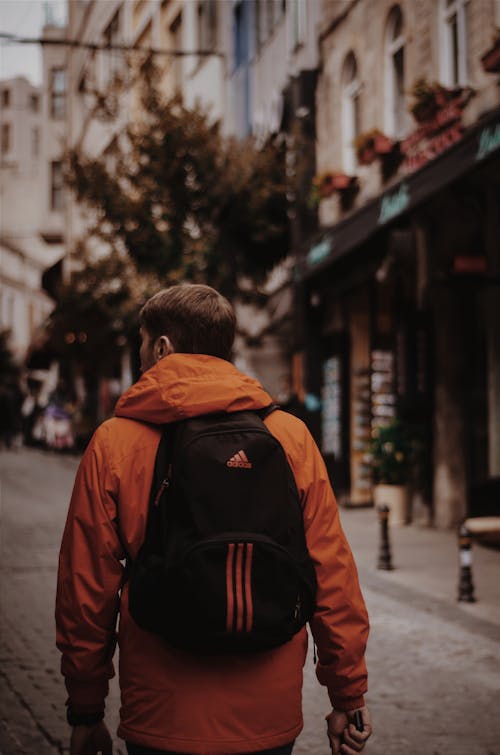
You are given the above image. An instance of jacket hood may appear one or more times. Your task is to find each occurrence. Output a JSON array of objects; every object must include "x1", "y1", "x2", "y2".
[{"x1": 115, "y1": 353, "x2": 273, "y2": 425}]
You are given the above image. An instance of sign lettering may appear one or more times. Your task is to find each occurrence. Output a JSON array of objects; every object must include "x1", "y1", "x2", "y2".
[
  {"x1": 378, "y1": 184, "x2": 410, "y2": 225},
  {"x1": 307, "y1": 238, "x2": 332, "y2": 266},
  {"x1": 401, "y1": 95, "x2": 466, "y2": 173},
  {"x1": 476, "y1": 123, "x2": 500, "y2": 161}
]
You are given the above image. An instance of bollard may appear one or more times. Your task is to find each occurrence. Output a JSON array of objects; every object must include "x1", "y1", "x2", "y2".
[
  {"x1": 457, "y1": 522, "x2": 476, "y2": 602},
  {"x1": 377, "y1": 504, "x2": 394, "y2": 570}
]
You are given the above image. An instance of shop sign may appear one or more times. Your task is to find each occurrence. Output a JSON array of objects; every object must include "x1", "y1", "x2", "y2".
[
  {"x1": 476, "y1": 122, "x2": 500, "y2": 161},
  {"x1": 401, "y1": 97, "x2": 465, "y2": 173},
  {"x1": 378, "y1": 183, "x2": 410, "y2": 225},
  {"x1": 307, "y1": 237, "x2": 332, "y2": 266}
]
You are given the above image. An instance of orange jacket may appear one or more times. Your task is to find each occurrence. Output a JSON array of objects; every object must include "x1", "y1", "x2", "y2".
[{"x1": 56, "y1": 354, "x2": 368, "y2": 754}]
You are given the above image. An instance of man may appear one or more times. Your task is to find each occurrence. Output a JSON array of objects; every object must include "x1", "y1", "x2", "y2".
[{"x1": 56, "y1": 284, "x2": 371, "y2": 755}]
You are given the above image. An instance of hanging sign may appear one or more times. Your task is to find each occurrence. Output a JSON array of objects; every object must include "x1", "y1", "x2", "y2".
[{"x1": 401, "y1": 96, "x2": 467, "y2": 173}]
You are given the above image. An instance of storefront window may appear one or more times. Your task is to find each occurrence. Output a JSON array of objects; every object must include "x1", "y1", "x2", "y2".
[{"x1": 322, "y1": 356, "x2": 342, "y2": 458}]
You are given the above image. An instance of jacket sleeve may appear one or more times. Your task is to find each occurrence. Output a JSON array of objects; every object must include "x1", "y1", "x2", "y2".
[
  {"x1": 56, "y1": 423, "x2": 125, "y2": 714},
  {"x1": 289, "y1": 425, "x2": 369, "y2": 710}
]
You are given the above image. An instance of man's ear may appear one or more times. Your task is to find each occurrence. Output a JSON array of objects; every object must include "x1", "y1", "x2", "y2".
[{"x1": 154, "y1": 335, "x2": 174, "y2": 361}]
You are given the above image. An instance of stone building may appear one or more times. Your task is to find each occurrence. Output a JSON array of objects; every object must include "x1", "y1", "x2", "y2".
[
  {"x1": 297, "y1": 0, "x2": 500, "y2": 527},
  {"x1": 0, "y1": 23, "x2": 66, "y2": 366},
  {"x1": 63, "y1": 0, "x2": 322, "y2": 401}
]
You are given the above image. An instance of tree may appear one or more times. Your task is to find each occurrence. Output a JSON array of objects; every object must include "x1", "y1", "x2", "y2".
[
  {"x1": 47, "y1": 250, "x2": 155, "y2": 373},
  {"x1": 67, "y1": 59, "x2": 289, "y2": 300}
]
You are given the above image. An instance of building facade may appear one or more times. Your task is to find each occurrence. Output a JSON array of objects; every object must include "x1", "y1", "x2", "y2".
[
  {"x1": 63, "y1": 0, "x2": 321, "y2": 401},
  {"x1": 298, "y1": 0, "x2": 500, "y2": 527},
  {"x1": 0, "y1": 46, "x2": 66, "y2": 365}
]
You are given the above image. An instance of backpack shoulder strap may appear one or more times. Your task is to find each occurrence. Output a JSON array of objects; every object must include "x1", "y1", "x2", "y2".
[{"x1": 255, "y1": 403, "x2": 280, "y2": 421}]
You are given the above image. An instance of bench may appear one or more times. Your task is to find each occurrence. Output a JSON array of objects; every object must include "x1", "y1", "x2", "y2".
[
  {"x1": 457, "y1": 478, "x2": 500, "y2": 601},
  {"x1": 465, "y1": 476, "x2": 500, "y2": 545}
]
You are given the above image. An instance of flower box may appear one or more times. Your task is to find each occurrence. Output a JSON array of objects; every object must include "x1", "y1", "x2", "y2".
[
  {"x1": 331, "y1": 173, "x2": 354, "y2": 190},
  {"x1": 481, "y1": 36, "x2": 500, "y2": 73},
  {"x1": 409, "y1": 79, "x2": 463, "y2": 124},
  {"x1": 373, "y1": 134, "x2": 394, "y2": 154},
  {"x1": 311, "y1": 172, "x2": 357, "y2": 203},
  {"x1": 358, "y1": 146, "x2": 376, "y2": 165}
]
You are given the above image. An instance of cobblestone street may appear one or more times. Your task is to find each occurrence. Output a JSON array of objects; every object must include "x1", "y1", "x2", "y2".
[{"x1": 1, "y1": 448, "x2": 499, "y2": 755}]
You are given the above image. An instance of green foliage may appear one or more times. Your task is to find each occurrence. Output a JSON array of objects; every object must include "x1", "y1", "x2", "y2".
[
  {"x1": 67, "y1": 59, "x2": 289, "y2": 299},
  {"x1": 46, "y1": 252, "x2": 156, "y2": 372},
  {"x1": 371, "y1": 420, "x2": 412, "y2": 486}
]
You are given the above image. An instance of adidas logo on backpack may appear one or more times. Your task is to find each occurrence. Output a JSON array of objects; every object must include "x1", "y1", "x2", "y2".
[
  {"x1": 226, "y1": 450, "x2": 252, "y2": 468},
  {"x1": 128, "y1": 406, "x2": 317, "y2": 654}
]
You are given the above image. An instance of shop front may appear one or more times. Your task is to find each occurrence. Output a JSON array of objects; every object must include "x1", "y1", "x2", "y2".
[{"x1": 298, "y1": 106, "x2": 500, "y2": 527}]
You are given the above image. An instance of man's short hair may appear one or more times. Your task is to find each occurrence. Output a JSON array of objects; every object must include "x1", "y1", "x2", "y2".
[{"x1": 139, "y1": 284, "x2": 236, "y2": 361}]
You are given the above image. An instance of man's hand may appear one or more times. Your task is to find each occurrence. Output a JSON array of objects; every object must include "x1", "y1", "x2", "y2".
[
  {"x1": 70, "y1": 721, "x2": 113, "y2": 755},
  {"x1": 326, "y1": 706, "x2": 372, "y2": 754}
]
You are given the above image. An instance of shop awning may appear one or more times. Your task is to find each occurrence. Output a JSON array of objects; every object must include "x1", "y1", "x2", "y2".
[{"x1": 299, "y1": 106, "x2": 500, "y2": 280}]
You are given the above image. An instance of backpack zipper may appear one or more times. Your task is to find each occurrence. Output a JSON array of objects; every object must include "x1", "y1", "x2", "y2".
[
  {"x1": 181, "y1": 532, "x2": 292, "y2": 558},
  {"x1": 153, "y1": 478, "x2": 170, "y2": 507}
]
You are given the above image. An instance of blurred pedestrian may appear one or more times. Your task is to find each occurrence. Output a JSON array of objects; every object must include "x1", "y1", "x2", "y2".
[
  {"x1": 56, "y1": 283, "x2": 371, "y2": 755},
  {"x1": 44, "y1": 380, "x2": 75, "y2": 451}
]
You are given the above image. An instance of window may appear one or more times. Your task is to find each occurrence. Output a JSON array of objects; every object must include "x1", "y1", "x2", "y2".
[
  {"x1": 1, "y1": 123, "x2": 10, "y2": 154},
  {"x1": 197, "y1": 0, "x2": 217, "y2": 52},
  {"x1": 170, "y1": 13, "x2": 183, "y2": 89},
  {"x1": 232, "y1": 1, "x2": 252, "y2": 136},
  {"x1": 103, "y1": 11, "x2": 122, "y2": 86},
  {"x1": 234, "y1": 1, "x2": 248, "y2": 69},
  {"x1": 50, "y1": 161, "x2": 64, "y2": 210},
  {"x1": 341, "y1": 52, "x2": 361, "y2": 175},
  {"x1": 1, "y1": 89, "x2": 9, "y2": 108},
  {"x1": 256, "y1": 0, "x2": 266, "y2": 47},
  {"x1": 385, "y1": 5, "x2": 406, "y2": 137},
  {"x1": 50, "y1": 68, "x2": 66, "y2": 118},
  {"x1": 289, "y1": 0, "x2": 306, "y2": 49},
  {"x1": 440, "y1": 0, "x2": 469, "y2": 87},
  {"x1": 133, "y1": 0, "x2": 146, "y2": 27},
  {"x1": 30, "y1": 94, "x2": 39, "y2": 112},
  {"x1": 32, "y1": 128, "x2": 40, "y2": 157}
]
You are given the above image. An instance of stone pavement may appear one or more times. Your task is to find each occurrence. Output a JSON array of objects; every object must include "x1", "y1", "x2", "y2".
[
  {"x1": 296, "y1": 505, "x2": 500, "y2": 755},
  {"x1": 1, "y1": 447, "x2": 499, "y2": 755},
  {"x1": 340, "y1": 505, "x2": 500, "y2": 634},
  {"x1": 0, "y1": 448, "x2": 126, "y2": 755}
]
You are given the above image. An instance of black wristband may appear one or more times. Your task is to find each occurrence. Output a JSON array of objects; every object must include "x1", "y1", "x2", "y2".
[{"x1": 66, "y1": 708, "x2": 104, "y2": 727}]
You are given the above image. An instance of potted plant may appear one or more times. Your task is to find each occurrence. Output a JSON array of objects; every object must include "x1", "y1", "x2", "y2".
[
  {"x1": 409, "y1": 78, "x2": 461, "y2": 123},
  {"x1": 370, "y1": 420, "x2": 412, "y2": 526},
  {"x1": 481, "y1": 29, "x2": 500, "y2": 73},
  {"x1": 354, "y1": 130, "x2": 379, "y2": 165},
  {"x1": 310, "y1": 171, "x2": 357, "y2": 205},
  {"x1": 355, "y1": 129, "x2": 394, "y2": 165}
]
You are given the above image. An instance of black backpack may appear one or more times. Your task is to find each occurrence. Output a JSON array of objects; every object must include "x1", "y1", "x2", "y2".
[{"x1": 128, "y1": 406, "x2": 317, "y2": 653}]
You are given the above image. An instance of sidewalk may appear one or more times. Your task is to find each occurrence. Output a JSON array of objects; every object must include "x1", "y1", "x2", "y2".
[{"x1": 339, "y1": 505, "x2": 500, "y2": 633}]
